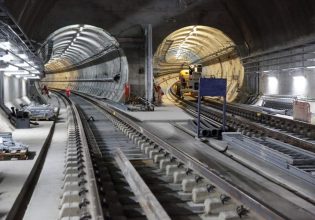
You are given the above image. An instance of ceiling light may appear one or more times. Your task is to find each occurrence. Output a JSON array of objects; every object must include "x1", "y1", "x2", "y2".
[
  {"x1": 0, "y1": 54, "x2": 14, "y2": 62},
  {"x1": 4, "y1": 70, "x2": 30, "y2": 76},
  {"x1": 293, "y1": 76, "x2": 307, "y2": 95},
  {"x1": 306, "y1": 66, "x2": 315, "y2": 69},
  {"x1": 24, "y1": 76, "x2": 40, "y2": 80},
  {"x1": 0, "y1": 64, "x2": 19, "y2": 71},
  {"x1": 0, "y1": 41, "x2": 12, "y2": 50}
]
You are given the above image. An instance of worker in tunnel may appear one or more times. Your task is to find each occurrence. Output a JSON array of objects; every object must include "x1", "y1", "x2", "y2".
[
  {"x1": 41, "y1": 85, "x2": 51, "y2": 98},
  {"x1": 65, "y1": 87, "x2": 71, "y2": 97},
  {"x1": 154, "y1": 83, "x2": 164, "y2": 106}
]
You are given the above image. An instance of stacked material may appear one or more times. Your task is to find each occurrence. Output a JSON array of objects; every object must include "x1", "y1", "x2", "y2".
[
  {"x1": 23, "y1": 103, "x2": 56, "y2": 120},
  {"x1": 0, "y1": 132, "x2": 28, "y2": 160}
]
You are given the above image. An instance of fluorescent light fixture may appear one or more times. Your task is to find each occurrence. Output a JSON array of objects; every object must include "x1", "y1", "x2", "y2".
[
  {"x1": 24, "y1": 76, "x2": 40, "y2": 80},
  {"x1": 267, "y1": 76, "x2": 278, "y2": 94},
  {"x1": 0, "y1": 64, "x2": 19, "y2": 71},
  {"x1": 31, "y1": 70, "x2": 40, "y2": 74},
  {"x1": 306, "y1": 66, "x2": 315, "y2": 69},
  {"x1": 4, "y1": 70, "x2": 30, "y2": 76},
  {"x1": 282, "y1": 67, "x2": 303, "y2": 71},
  {"x1": 0, "y1": 41, "x2": 11, "y2": 50},
  {"x1": 0, "y1": 54, "x2": 14, "y2": 62},
  {"x1": 79, "y1": 27, "x2": 83, "y2": 32},
  {"x1": 10, "y1": 60, "x2": 24, "y2": 64},
  {"x1": 18, "y1": 54, "x2": 28, "y2": 59},
  {"x1": 263, "y1": 70, "x2": 270, "y2": 73},
  {"x1": 293, "y1": 75, "x2": 307, "y2": 95}
]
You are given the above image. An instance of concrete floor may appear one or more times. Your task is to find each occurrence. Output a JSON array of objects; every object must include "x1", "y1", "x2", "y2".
[
  {"x1": 126, "y1": 105, "x2": 193, "y2": 122},
  {"x1": 23, "y1": 95, "x2": 68, "y2": 220},
  {"x1": 0, "y1": 121, "x2": 53, "y2": 220}
]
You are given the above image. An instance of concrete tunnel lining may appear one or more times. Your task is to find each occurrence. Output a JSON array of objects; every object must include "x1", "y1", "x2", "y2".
[
  {"x1": 41, "y1": 24, "x2": 129, "y2": 102},
  {"x1": 154, "y1": 25, "x2": 244, "y2": 103}
]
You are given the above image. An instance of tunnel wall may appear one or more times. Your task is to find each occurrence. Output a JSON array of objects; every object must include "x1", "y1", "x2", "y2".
[
  {"x1": 43, "y1": 49, "x2": 129, "y2": 102},
  {"x1": 242, "y1": 42, "x2": 315, "y2": 101},
  {"x1": 202, "y1": 59, "x2": 244, "y2": 102}
]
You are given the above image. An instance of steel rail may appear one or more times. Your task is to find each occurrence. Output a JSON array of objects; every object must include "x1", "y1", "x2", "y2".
[
  {"x1": 73, "y1": 91, "x2": 286, "y2": 220},
  {"x1": 73, "y1": 95, "x2": 174, "y2": 220},
  {"x1": 55, "y1": 92, "x2": 104, "y2": 220},
  {"x1": 114, "y1": 148, "x2": 172, "y2": 220}
]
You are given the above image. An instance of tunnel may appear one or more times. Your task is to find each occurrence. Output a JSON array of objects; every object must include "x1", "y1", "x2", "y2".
[
  {"x1": 1, "y1": 1, "x2": 315, "y2": 220},
  {"x1": 154, "y1": 25, "x2": 244, "y2": 102},
  {"x1": 40, "y1": 24, "x2": 129, "y2": 102}
]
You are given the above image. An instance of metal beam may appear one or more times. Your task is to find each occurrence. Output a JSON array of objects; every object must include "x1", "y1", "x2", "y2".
[{"x1": 145, "y1": 24, "x2": 153, "y2": 102}]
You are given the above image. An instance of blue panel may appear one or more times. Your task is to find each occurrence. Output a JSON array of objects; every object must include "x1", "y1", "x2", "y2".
[{"x1": 199, "y1": 78, "x2": 227, "y2": 96}]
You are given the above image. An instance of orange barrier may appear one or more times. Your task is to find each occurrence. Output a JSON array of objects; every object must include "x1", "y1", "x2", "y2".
[{"x1": 293, "y1": 100, "x2": 311, "y2": 123}]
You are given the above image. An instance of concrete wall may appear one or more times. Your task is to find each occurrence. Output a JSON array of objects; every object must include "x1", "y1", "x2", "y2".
[
  {"x1": 260, "y1": 69, "x2": 314, "y2": 99},
  {"x1": 121, "y1": 43, "x2": 146, "y2": 99},
  {"x1": 202, "y1": 58, "x2": 244, "y2": 102},
  {"x1": 2, "y1": 75, "x2": 30, "y2": 109}
]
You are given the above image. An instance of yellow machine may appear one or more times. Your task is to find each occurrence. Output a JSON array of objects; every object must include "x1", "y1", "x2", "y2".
[{"x1": 177, "y1": 64, "x2": 202, "y2": 98}]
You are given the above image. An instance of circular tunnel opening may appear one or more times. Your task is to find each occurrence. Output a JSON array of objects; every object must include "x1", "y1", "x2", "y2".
[
  {"x1": 154, "y1": 25, "x2": 244, "y2": 102},
  {"x1": 40, "y1": 24, "x2": 128, "y2": 102}
]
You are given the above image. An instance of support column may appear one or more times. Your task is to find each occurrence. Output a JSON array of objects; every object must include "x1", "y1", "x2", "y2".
[
  {"x1": 0, "y1": 72, "x2": 4, "y2": 106},
  {"x1": 144, "y1": 24, "x2": 153, "y2": 102}
]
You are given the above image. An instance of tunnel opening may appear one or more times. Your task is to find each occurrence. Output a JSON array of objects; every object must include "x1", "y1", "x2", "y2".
[
  {"x1": 153, "y1": 25, "x2": 244, "y2": 103},
  {"x1": 40, "y1": 24, "x2": 128, "y2": 102}
]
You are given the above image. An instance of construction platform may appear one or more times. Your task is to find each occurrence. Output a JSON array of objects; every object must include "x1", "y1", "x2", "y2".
[{"x1": 0, "y1": 121, "x2": 54, "y2": 220}]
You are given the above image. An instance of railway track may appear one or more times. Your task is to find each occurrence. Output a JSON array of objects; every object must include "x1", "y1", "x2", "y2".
[
  {"x1": 71, "y1": 94, "x2": 260, "y2": 219},
  {"x1": 57, "y1": 91, "x2": 307, "y2": 220},
  {"x1": 169, "y1": 89, "x2": 315, "y2": 153},
  {"x1": 50, "y1": 89, "x2": 315, "y2": 220},
  {"x1": 166, "y1": 88, "x2": 315, "y2": 185},
  {"x1": 205, "y1": 99, "x2": 315, "y2": 148}
]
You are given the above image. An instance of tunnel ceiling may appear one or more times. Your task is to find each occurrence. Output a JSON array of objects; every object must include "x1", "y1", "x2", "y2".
[
  {"x1": 4, "y1": 0, "x2": 315, "y2": 53},
  {"x1": 160, "y1": 25, "x2": 235, "y2": 63},
  {"x1": 44, "y1": 24, "x2": 119, "y2": 73}
]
